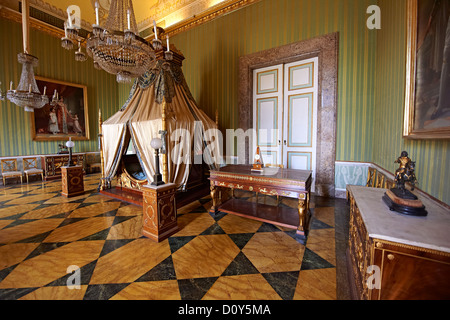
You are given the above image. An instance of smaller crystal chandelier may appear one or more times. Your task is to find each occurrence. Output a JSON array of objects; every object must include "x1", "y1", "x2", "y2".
[
  {"x1": 75, "y1": 41, "x2": 87, "y2": 62},
  {"x1": 6, "y1": 0, "x2": 48, "y2": 112},
  {"x1": 61, "y1": 21, "x2": 74, "y2": 50},
  {"x1": 6, "y1": 53, "x2": 49, "y2": 112}
]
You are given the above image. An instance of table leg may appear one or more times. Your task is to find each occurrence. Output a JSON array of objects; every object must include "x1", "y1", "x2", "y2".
[
  {"x1": 209, "y1": 181, "x2": 220, "y2": 216},
  {"x1": 298, "y1": 198, "x2": 306, "y2": 229},
  {"x1": 297, "y1": 192, "x2": 310, "y2": 234}
]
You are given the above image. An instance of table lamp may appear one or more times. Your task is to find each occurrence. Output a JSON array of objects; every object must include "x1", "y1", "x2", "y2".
[
  {"x1": 66, "y1": 137, "x2": 75, "y2": 166},
  {"x1": 151, "y1": 137, "x2": 164, "y2": 186}
]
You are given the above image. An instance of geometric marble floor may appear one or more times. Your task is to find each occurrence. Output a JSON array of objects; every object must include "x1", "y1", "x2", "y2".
[{"x1": 0, "y1": 173, "x2": 350, "y2": 300}]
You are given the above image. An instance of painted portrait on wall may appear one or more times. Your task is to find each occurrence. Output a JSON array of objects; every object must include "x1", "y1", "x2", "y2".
[
  {"x1": 404, "y1": 0, "x2": 450, "y2": 139},
  {"x1": 31, "y1": 77, "x2": 89, "y2": 141}
]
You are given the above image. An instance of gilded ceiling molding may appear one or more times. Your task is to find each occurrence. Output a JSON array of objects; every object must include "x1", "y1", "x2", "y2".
[
  {"x1": 137, "y1": 0, "x2": 212, "y2": 30},
  {"x1": 145, "y1": 0, "x2": 262, "y2": 38},
  {"x1": 29, "y1": 0, "x2": 92, "y2": 31},
  {"x1": 0, "y1": 5, "x2": 65, "y2": 39},
  {"x1": 0, "y1": 0, "x2": 261, "y2": 46}
]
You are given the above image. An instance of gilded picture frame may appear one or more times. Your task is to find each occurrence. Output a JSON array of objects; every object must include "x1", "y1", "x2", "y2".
[
  {"x1": 403, "y1": 0, "x2": 450, "y2": 139},
  {"x1": 31, "y1": 77, "x2": 90, "y2": 141}
]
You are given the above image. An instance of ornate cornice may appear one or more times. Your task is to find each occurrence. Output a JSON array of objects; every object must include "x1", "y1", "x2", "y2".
[
  {"x1": 1, "y1": 0, "x2": 261, "y2": 43},
  {"x1": 145, "y1": 0, "x2": 262, "y2": 38},
  {"x1": 0, "y1": 5, "x2": 65, "y2": 39},
  {"x1": 29, "y1": 0, "x2": 92, "y2": 31}
]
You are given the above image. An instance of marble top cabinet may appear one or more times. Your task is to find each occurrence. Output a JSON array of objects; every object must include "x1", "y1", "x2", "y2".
[{"x1": 346, "y1": 185, "x2": 450, "y2": 300}]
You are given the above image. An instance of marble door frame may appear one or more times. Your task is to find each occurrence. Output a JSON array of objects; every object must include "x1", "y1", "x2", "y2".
[{"x1": 238, "y1": 32, "x2": 339, "y2": 197}]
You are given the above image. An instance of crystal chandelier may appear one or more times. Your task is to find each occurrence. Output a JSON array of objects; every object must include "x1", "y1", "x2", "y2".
[
  {"x1": 62, "y1": 0, "x2": 163, "y2": 83},
  {"x1": 7, "y1": 54, "x2": 49, "y2": 112},
  {"x1": 6, "y1": 0, "x2": 48, "y2": 112}
]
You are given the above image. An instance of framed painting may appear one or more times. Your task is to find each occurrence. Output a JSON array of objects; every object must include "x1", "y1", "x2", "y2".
[
  {"x1": 31, "y1": 77, "x2": 89, "y2": 141},
  {"x1": 403, "y1": 0, "x2": 450, "y2": 139}
]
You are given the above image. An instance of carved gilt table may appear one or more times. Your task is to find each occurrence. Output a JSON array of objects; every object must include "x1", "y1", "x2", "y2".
[{"x1": 209, "y1": 165, "x2": 312, "y2": 243}]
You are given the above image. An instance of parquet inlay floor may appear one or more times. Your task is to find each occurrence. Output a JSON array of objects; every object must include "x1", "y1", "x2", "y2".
[{"x1": 0, "y1": 174, "x2": 350, "y2": 300}]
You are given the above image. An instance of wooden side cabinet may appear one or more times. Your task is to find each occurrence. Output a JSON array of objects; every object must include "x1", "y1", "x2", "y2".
[
  {"x1": 61, "y1": 166, "x2": 84, "y2": 198},
  {"x1": 347, "y1": 185, "x2": 450, "y2": 300},
  {"x1": 142, "y1": 183, "x2": 179, "y2": 242}
]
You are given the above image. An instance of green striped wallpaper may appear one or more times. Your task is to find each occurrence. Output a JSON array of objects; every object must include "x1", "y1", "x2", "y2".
[
  {"x1": 171, "y1": 0, "x2": 377, "y2": 163},
  {"x1": 168, "y1": 0, "x2": 448, "y2": 203},
  {"x1": 374, "y1": 0, "x2": 449, "y2": 204},
  {"x1": 0, "y1": 17, "x2": 119, "y2": 157},
  {"x1": 1, "y1": 0, "x2": 447, "y2": 203}
]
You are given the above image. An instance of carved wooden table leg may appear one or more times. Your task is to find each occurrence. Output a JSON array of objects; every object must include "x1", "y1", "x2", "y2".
[
  {"x1": 296, "y1": 192, "x2": 310, "y2": 244},
  {"x1": 209, "y1": 181, "x2": 220, "y2": 216},
  {"x1": 298, "y1": 198, "x2": 306, "y2": 229}
]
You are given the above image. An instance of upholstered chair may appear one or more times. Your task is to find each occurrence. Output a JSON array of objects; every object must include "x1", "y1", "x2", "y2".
[
  {"x1": 86, "y1": 153, "x2": 101, "y2": 173},
  {"x1": 1, "y1": 158, "x2": 23, "y2": 185},
  {"x1": 23, "y1": 157, "x2": 44, "y2": 183}
]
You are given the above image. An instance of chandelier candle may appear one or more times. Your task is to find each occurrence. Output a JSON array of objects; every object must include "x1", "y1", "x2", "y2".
[
  {"x1": 127, "y1": 9, "x2": 131, "y2": 30},
  {"x1": 95, "y1": 1, "x2": 99, "y2": 25},
  {"x1": 67, "y1": 8, "x2": 72, "y2": 27}
]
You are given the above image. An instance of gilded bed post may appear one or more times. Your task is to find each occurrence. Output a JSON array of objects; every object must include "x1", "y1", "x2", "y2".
[
  {"x1": 98, "y1": 108, "x2": 106, "y2": 190},
  {"x1": 161, "y1": 100, "x2": 169, "y2": 184}
]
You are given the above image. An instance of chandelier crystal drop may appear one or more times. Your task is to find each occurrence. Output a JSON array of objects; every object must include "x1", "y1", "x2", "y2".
[
  {"x1": 75, "y1": 41, "x2": 87, "y2": 62},
  {"x1": 65, "y1": 24, "x2": 79, "y2": 39},
  {"x1": 61, "y1": 37, "x2": 74, "y2": 50},
  {"x1": 61, "y1": 21, "x2": 76, "y2": 50}
]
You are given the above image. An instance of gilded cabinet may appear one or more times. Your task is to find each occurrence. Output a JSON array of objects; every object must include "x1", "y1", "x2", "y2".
[
  {"x1": 348, "y1": 196, "x2": 372, "y2": 300},
  {"x1": 347, "y1": 185, "x2": 450, "y2": 300},
  {"x1": 41, "y1": 153, "x2": 85, "y2": 180}
]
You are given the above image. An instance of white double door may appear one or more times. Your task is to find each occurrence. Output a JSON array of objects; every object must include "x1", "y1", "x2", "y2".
[{"x1": 252, "y1": 57, "x2": 318, "y2": 191}]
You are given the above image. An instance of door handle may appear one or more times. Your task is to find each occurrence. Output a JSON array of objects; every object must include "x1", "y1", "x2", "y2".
[
  {"x1": 278, "y1": 140, "x2": 281, "y2": 145},
  {"x1": 283, "y1": 140, "x2": 286, "y2": 145}
]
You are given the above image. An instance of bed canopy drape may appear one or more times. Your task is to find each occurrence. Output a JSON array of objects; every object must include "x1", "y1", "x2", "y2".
[{"x1": 100, "y1": 50, "x2": 221, "y2": 191}]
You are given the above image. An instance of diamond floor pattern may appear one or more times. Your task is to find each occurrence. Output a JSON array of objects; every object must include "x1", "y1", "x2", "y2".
[{"x1": 0, "y1": 173, "x2": 350, "y2": 300}]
